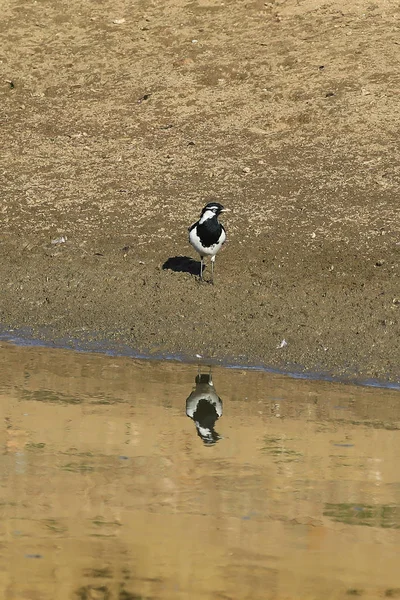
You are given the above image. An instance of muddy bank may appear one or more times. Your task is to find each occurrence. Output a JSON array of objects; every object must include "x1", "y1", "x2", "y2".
[{"x1": 0, "y1": 0, "x2": 399, "y2": 382}]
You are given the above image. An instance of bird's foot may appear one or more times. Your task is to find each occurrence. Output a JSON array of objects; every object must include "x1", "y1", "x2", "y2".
[{"x1": 197, "y1": 275, "x2": 213, "y2": 285}]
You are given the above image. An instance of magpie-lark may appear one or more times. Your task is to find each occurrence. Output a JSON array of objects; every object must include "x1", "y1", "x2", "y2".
[
  {"x1": 186, "y1": 370, "x2": 223, "y2": 445},
  {"x1": 188, "y1": 202, "x2": 229, "y2": 283}
]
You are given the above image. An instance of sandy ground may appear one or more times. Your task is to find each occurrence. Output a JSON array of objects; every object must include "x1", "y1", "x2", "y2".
[{"x1": 0, "y1": 0, "x2": 399, "y2": 383}]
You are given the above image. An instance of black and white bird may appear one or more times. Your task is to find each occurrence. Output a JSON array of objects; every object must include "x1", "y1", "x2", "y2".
[
  {"x1": 186, "y1": 371, "x2": 223, "y2": 445},
  {"x1": 188, "y1": 202, "x2": 229, "y2": 283}
]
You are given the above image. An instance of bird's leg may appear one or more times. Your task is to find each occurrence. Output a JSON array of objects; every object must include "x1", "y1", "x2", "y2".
[
  {"x1": 200, "y1": 256, "x2": 204, "y2": 281},
  {"x1": 210, "y1": 256, "x2": 215, "y2": 284}
]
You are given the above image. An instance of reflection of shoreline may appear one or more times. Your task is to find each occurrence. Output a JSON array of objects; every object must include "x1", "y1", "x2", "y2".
[{"x1": 186, "y1": 370, "x2": 223, "y2": 445}]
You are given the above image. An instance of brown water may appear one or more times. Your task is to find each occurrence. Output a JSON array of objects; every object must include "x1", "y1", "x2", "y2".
[{"x1": 0, "y1": 342, "x2": 399, "y2": 600}]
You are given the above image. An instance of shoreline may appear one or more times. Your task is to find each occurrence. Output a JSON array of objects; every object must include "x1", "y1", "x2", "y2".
[{"x1": 1, "y1": 326, "x2": 399, "y2": 391}]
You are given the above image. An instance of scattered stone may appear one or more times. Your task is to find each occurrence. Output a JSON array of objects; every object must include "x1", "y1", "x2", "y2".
[
  {"x1": 137, "y1": 92, "x2": 152, "y2": 103},
  {"x1": 51, "y1": 236, "x2": 67, "y2": 245},
  {"x1": 112, "y1": 18, "x2": 126, "y2": 24}
]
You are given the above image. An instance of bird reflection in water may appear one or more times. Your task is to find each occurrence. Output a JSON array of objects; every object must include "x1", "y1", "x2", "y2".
[{"x1": 186, "y1": 368, "x2": 223, "y2": 445}]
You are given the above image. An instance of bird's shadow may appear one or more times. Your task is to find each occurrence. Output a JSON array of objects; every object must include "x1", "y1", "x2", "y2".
[{"x1": 162, "y1": 255, "x2": 203, "y2": 276}]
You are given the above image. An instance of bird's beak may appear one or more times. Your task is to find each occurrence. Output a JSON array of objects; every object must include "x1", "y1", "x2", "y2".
[{"x1": 221, "y1": 208, "x2": 231, "y2": 213}]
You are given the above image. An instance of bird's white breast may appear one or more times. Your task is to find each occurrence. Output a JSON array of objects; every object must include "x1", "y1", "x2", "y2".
[{"x1": 189, "y1": 226, "x2": 226, "y2": 257}]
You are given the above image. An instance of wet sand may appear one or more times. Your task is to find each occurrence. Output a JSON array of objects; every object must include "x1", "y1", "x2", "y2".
[{"x1": 0, "y1": 0, "x2": 399, "y2": 382}]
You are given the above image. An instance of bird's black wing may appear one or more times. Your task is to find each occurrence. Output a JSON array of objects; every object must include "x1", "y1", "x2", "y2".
[{"x1": 195, "y1": 220, "x2": 223, "y2": 247}]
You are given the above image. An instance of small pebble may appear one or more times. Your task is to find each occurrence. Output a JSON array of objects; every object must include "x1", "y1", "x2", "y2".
[{"x1": 51, "y1": 236, "x2": 67, "y2": 245}]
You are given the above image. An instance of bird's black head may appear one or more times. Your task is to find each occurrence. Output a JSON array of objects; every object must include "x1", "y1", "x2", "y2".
[{"x1": 200, "y1": 202, "x2": 227, "y2": 217}]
